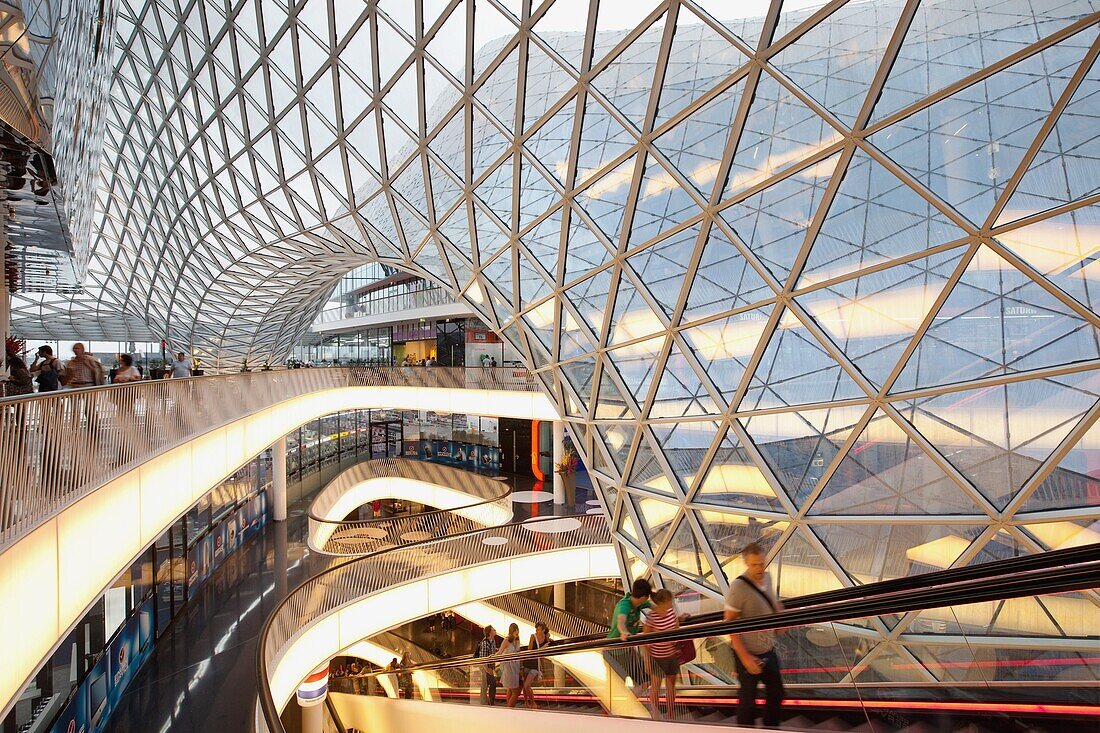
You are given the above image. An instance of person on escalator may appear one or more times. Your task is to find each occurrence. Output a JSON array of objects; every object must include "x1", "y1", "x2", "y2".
[
  {"x1": 724, "y1": 542, "x2": 784, "y2": 728},
  {"x1": 474, "y1": 625, "x2": 500, "y2": 705},
  {"x1": 604, "y1": 578, "x2": 652, "y2": 691},
  {"x1": 498, "y1": 623, "x2": 523, "y2": 707}
]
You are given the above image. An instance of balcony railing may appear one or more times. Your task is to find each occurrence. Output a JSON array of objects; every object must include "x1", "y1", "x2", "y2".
[{"x1": 0, "y1": 367, "x2": 538, "y2": 553}]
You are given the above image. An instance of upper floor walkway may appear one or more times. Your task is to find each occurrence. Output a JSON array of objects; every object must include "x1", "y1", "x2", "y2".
[{"x1": 0, "y1": 366, "x2": 555, "y2": 720}]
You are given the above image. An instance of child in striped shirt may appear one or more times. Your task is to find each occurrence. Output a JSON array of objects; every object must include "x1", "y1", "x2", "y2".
[{"x1": 644, "y1": 589, "x2": 683, "y2": 718}]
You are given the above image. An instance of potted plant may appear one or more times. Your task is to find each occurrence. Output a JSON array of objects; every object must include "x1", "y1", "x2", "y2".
[{"x1": 555, "y1": 448, "x2": 580, "y2": 507}]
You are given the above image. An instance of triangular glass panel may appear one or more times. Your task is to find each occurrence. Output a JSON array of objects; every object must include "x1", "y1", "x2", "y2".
[
  {"x1": 472, "y1": 200, "x2": 510, "y2": 262},
  {"x1": 425, "y1": 0, "x2": 467, "y2": 85},
  {"x1": 691, "y1": 0, "x2": 765, "y2": 50},
  {"x1": 1020, "y1": 419, "x2": 1100, "y2": 513},
  {"x1": 594, "y1": 364, "x2": 635, "y2": 420},
  {"x1": 629, "y1": 153, "x2": 702, "y2": 246},
  {"x1": 1021, "y1": 518, "x2": 1100, "y2": 552},
  {"x1": 427, "y1": 156, "x2": 464, "y2": 219},
  {"x1": 576, "y1": 155, "x2": 636, "y2": 252},
  {"x1": 563, "y1": 269, "x2": 611, "y2": 341},
  {"x1": 471, "y1": 107, "x2": 511, "y2": 179},
  {"x1": 997, "y1": 59, "x2": 1100, "y2": 225},
  {"x1": 559, "y1": 306, "x2": 598, "y2": 361},
  {"x1": 439, "y1": 203, "x2": 476, "y2": 263},
  {"x1": 530, "y1": 0, "x2": 586, "y2": 71},
  {"x1": 623, "y1": 223, "x2": 700, "y2": 318},
  {"x1": 696, "y1": 508, "x2": 789, "y2": 584},
  {"x1": 873, "y1": 1, "x2": 1099, "y2": 122},
  {"x1": 740, "y1": 306, "x2": 867, "y2": 412},
  {"x1": 658, "y1": 516, "x2": 715, "y2": 586},
  {"x1": 521, "y1": 297, "x2": 557, "y2": 354},
  {"x1": 868, "y1": 31, "x2": 1090, "y2": 226},
  {"x1": 517, "y1": 154, "x2": 560, "y2": 230},
  {"x1": 770, "y1": 0, "x2": 906, "y2": 128},
  {"x1": 473, "y1": 154, "x2": 514, "y2": 230},
  {"x1": 682, "y1": 224, "x2": 773, "y2": 322},
  {"x1": 522, "y1": 40, "x2": 577, "y2": 131},
  {"x1": 559, "y1": 354, "x2": 597, "y2": 406},
  {"x1": 742, "y1": 403, "x2": 867, "y2": 507},
  {"x1": 899, "y1": 371, "x2": 1100, "y2": 510},
  {"x1": 648, "y1": 421, "x2": 718, "y2": 492},
  {"x1": 523, "y1": 98, "x2": 576, "y2": 185},
  {"x1": 655, "y1": 79, "x2": 746, "y2": 196},
  {"x1": 619, "y1": 503, "x2": 648, "y2": 554},
  {"x1": 654, "y1": 7, "x2": 747, "y2": 127},
  {"x1": 851, "y1": 646, "x2": 931, "y2": 684},
  {"x1": 720, "y1": 154, "x2": 840, "y2": 285},
  {"x1": 681, "y1": 307, "x2": 772, "y2": 405},
  {"x1": 994, "y1": 203, "x2": 1100, "y2": 317},
  {"x1": 608, "y1": 269, "x2": 666, "y2": 346},
  {"x1": 519, "y1": 206, "x2": 564, "y2": 271},
  {"x1": 471, "y1": 0, "x2": 517, "y2": 79},
  {"x1": 576, "y1": 96, "x2": 637, "y2": 186},
  {"x1": 635, "y1": 496, "x2": 682, "y2": 551},
  {"x1": 811, "y1": 522, "x2": 985, "y2": 584},
  {"x1": 724, "y1": 71, "x2": 843, "y2": 199},
  {"x1": 628, "y1": 433, "x2": 676, "y2": 496},
  {"x1": 428, "y1": 108, "x2": 466, "y2": 181},
  {"x1": 771, "y1": 529, "x2": 846, "y2": 599},
  {"x1": 808, "y1": 409, "x2": 984, "y2": 516},
  {"x1": 606, "y1": 335, "x2": 666, "y2": 406},
  {"x1": 894, "y1": 246, "x2": 1100, "y2": 392},
  {"x1": 795, "y1": 247, "x2": 966, "y2": 389},
  {"x1": 474, "y1": 44, "x2": 521, "y2": 130},
  {"x1": 798, "y1": 149, "x2": 971, "y2": 286},
  {"x1": 649, "y1": 347, "x2": 715, "y2": 418},
  {"x1": 481, "y1": 248, "x2": 514, "y2": 302},
  {"x1": 694, "y1": 423, "x2": 786, "y2": 512},
  {"x1": 964, "y1": 529, "x2": 1033, "y2": 568},
  {"x1": 591, "y1": 3, "x2": 666, "y2": 77},
  {"x1": 517, "y1": 249, "x2": 554, "y2": 311}
]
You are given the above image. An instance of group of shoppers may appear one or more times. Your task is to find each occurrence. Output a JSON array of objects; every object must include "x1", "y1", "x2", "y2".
[
  {"x1": 473, "y1": 621, "x2": 553, "y2": 709},
  {"x1": 3, "y1": 343, "x2": 194, "y2": 396},
  {"x1": 605, "y1": 542, "x2": 784, "y2": 726}
]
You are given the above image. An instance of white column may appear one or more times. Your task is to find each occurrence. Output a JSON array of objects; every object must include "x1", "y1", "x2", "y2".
[
  {"x1": 553, "y1": 583, "x2": 567, "y2": 687},
  {"x1": 272, "y1": 436, "x2": 288, "y2": 521},
  {"x1": 301, "y1": 701, "x2": 323, "y2": 733},
  {"x1": 552, "y1": 420, "x2": 565, "y2": 505}
]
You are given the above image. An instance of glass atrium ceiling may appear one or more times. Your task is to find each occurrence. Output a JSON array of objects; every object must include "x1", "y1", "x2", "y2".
[{"x1": 9, "y1": 0, "x2": 1100, "y2": 678}]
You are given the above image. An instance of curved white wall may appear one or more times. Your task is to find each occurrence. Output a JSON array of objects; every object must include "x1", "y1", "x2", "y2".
[
  {"x1": 0, "y1": 384, "x2": 557, "y2": 719},
  {"x1": 309, "y1": 476, "x2": 513, "y2": 552}
]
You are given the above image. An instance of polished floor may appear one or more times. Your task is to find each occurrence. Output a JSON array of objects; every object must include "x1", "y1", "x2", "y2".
[{"x1": 101, "y1": 470, "x2": 591, "y2": 732}]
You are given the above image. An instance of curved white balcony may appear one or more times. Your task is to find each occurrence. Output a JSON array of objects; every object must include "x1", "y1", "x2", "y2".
[
  {"x1": 307, "y1": 458, "x2": 513, "y2": 555},
  {"x1": 0, "y1": 367, "x2": 556, "y2": 719}
]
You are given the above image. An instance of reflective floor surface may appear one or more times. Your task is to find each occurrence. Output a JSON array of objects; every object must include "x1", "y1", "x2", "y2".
[{"x1": 100, "y1": 470, "x2": 593, "y2": 732}]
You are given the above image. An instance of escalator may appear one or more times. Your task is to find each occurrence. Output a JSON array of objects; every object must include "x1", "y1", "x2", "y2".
[{"x1": 306, "y1": 544, "x2": 1100, "y2": 733}]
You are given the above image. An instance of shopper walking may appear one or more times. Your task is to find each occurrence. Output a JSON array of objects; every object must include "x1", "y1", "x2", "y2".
[
  {"x1": 167, "y1": 351, "x2": 193, "y2": 378},
  {"x1": 497, "y1": 623, "x2": 523, "y2": 708},
  {"x1": 4, "y1": 350, "x2": 34, "y2": 397},
  {"x1": 30, "y1": 345, "x2": 62, "y2": 392},
  {"x1": 644, "y1": 589, "x2": 684, "y2": 718},
  {"x1": 61, "y1": 343, "x2": 104, "y2": 388},
  {"x1": 113, "y1": 354, "x2": 142, "y2": 383},
  {"x1": 724, "y1": 542, "x2": 784, "y2": 728},
  {"x1": 474, "y1": 625, "x2": 499, "y2": 705}
]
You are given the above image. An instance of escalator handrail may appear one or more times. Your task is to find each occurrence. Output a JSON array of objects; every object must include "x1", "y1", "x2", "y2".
[{"x1": 351, "y1": 546, "x2": 1100, "y2": 676}]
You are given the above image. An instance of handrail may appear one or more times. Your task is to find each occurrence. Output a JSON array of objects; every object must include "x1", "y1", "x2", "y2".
[
  {"x1": 0, "y1": 366, "x2": 538, "y2": 552},
  {"x1": 307, "y1": 458, "x2": 512, "y2": 555},
  {"x1": 256, "y1": 513, "x2": 612, "y2": 731},
  {"x1": 349, "y1": 542, "x2": 1100, "y2": 677}
]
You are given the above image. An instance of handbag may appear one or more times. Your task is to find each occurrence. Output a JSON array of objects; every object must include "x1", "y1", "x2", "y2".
[{"x1": 676, "y1": 639, "x2": 697, "y2": 665}]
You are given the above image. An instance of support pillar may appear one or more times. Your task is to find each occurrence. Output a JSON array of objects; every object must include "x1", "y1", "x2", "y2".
[
  {"x1": 553, "y1": 582, "x2": 567, "y2": 687},
  {"x1": 552, "y1": 421, "x2": 565, "y2": 505},
  {"x1": 300, "y1": 701, "x2": 323, "y2": 733},
  {"x1": 272, "y1": 436, "x2": 287, "y2": 521}
]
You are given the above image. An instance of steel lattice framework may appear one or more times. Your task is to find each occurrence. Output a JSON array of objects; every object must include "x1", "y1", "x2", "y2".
[{"x1": 11, "y1": 0, "x2": 1100, "y2": 684}]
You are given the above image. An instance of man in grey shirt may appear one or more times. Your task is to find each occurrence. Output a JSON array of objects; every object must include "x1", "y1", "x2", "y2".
[
  {"x1": 168, "y1": 351, "x2": 192, "y2": 378},
  {"x1": 724, "y1": 542, "x2": 784, "y2": 727}
]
